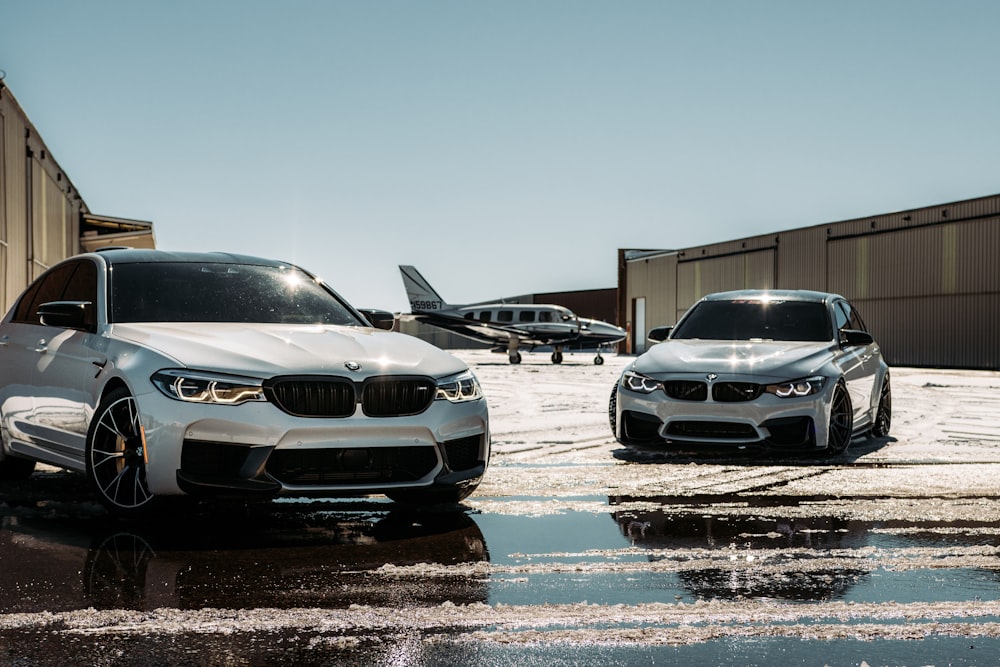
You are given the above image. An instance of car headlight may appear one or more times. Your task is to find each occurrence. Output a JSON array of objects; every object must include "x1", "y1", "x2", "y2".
[
  {"x1": 621, "y1": 370, "x2": 663, "y2": 394},
  {"x1": 764, "y1": 376, "x2": 826, "y2": 398},
  {"x1": 435, "y1": 370, "x2": 483, "y2": 403},
  {"x1": 151, "y1": 369, "x2": 266, "y2": 405}
]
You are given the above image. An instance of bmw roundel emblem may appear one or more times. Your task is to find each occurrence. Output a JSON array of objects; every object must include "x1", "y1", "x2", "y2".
[
  {"x1": 345, "y1": 361, "x2": 361, "y2": 372},
  {"x1": 706, "y1": 373, "x2": 718, "y2": 382}
]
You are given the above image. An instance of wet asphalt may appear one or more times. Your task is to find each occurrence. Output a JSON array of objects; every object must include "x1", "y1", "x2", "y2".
[{"x1": 2, "y1": 352, "x2": 1000, "y2": 666}]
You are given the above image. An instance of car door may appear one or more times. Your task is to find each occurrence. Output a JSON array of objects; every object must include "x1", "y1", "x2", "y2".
[
  {"x1": 9, "y1": 260, "x2": 104, "y2": 470},
  {"x1": 0, "y1": 278, "x2": 49, "y2": 455},
  {"x1": 833, "y1": 299, "x2": 878, "y2": 429}
]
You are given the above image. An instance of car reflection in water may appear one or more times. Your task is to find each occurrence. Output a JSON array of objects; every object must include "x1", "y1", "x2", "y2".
[
  {"x1": 0, "y1": 503, "x2": 489, "y2": 613},
  {"x1": 610, "y1": 496, "x2": 868, "y2": 601}
]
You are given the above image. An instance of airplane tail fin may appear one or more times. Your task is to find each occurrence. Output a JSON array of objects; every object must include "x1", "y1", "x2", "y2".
[{"x1": 399, "y1": 265, "x2": 448, "y2": 312}]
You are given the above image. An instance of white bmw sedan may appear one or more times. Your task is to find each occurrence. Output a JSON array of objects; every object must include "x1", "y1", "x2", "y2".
[
  {"x1": 611, "y1": 290, "x2": 891, "y2": 455},
  {"x1": 0, "y1": 250, "x2": 490, "y2": 517}
]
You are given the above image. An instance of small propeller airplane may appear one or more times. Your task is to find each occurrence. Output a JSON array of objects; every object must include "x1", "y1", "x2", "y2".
[{"x1": 399, "y1": 265, "x2": 626, "y2": 365}]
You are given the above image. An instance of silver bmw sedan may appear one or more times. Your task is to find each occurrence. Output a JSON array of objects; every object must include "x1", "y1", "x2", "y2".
[{"x1": 611, "y1": 290, "x2": 891, "y2": 456}]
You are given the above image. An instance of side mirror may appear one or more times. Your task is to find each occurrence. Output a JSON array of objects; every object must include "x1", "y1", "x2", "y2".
[
  {"x1": 359, "y1": 309, "x2": 396, "y2": 331},
  {"x1": 840, "y1": 329, "x2": 873, "y2": 347},
  {"x1": 647, "y1": 326, "x2": 673, "y2": 343},
  {"x1": 38, "y1": 301, "x2": 92, "y2": 331}
]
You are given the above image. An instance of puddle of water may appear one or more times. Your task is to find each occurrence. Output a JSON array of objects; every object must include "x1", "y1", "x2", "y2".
[
  {"x1": 474, "y1": 503, "x2": 1000, "y2": 607},
  {"x1": 407, "y1": 638, "x2": 1000, "y2": 667},
  {"x1": 0, "y1": 505, "x2": 490, "y2": 613},
  {"x1": 3, "y1": 488, "x2": 999, "y2": 616}
]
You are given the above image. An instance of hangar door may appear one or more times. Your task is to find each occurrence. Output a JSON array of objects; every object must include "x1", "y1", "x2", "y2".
[
  {"x1": 826, "y1": 222, "x2": 1000, "y2": 368},
  {"x1": 675, "y1": 249, "x2": 776, "y2": 322}
]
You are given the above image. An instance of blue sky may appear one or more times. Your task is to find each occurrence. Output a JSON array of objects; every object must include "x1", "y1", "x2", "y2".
[{"x1": 3, "y1": 1, "x2": 999, "y2": 312}]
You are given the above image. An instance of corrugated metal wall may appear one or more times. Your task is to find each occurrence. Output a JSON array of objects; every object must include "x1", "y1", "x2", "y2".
[
  {"x1": 621, "y1": 252, "x2": 677, "y2": 353},
  {"x1": 676, "y1": 250, "x2": 775, "y2": 320},
  {"x1": 622, "y1": 194, "x2": 1000, "y2": 369},
  {"x1": 1, "y1": 94, "x2": 34, "y2": 311},
  {"x1": 33, "y1": 157, "x2": 78, "y2": 279},
  {"x1": 828, "y1": 215, "x2": 1000, "y2": 368},
  {"x1": 776, "y1": 226, "x2": 827, "y2": 291},
  {"x1": 532, "y1": 288, "x2": 617, "y2": 324},
  {"x1": 1, "y1": 108, "x2": 6, "y2": 309},
  {"x1": 1, "y1": 85, "x2": 86, "y2": 316}
]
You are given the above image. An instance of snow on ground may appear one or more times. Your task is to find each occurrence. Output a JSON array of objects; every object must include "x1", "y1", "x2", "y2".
[{"x1": 464, "y1": 348, "x2": 1000, "y2": 504}]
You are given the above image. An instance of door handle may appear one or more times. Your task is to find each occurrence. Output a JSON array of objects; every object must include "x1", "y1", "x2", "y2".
[{"x1": 34, "y1": 340, "x2": 48, "y2": 353}]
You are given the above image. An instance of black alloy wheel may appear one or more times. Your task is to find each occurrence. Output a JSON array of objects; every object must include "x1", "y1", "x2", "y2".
[
  {"x1": 826, "y1": 381, "x2": 853, "y2": 455},
  {"x1": 871, "y1": 373, "x2": 892, "y2": 438},
  {"x1": 608, "y1": 386, "x2": 618, "y2": 437}
]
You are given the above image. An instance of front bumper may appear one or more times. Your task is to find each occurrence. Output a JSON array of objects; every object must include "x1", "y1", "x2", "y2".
[
  {"x1": 134, "y1": 388, "x2": 489, "y2": 498},
  {"x1": 614, "y1": 374, "x2": 836, "y2": 451}
]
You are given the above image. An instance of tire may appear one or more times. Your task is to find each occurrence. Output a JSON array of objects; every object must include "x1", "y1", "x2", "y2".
[
  {"x1": 509, "y1": 352, "x2": 522, "y2": 365},
  {"x1": 0, "y1": 456, "x2": 36, "y2": 480},
  {"x1": 826, "y1": 380, "x2": 854, "y2": 455},
  {"x1": 386, "y1": 484, "x2": 478, "y2": 506},
  {"x1": 551, "y1": 351, "x2": 563, "y2": 364},
  {"x1": 608, "y1": 386, "x2": 618, "y2": 438},
  {"x1": 871, "y1": 373, "x2": 892, "y2": 438},
  {"x1": 86, "y1": 387, "x2": 159, "y2": 518},
  {"x1": 594, "y1": 356, "x2": 605, "y2": 365}
]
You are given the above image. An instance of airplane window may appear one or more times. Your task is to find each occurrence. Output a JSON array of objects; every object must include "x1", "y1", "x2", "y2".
[
  {"x1": 464, "y1": 312, "x2": 475, "y2": 320},
  {"x1": 519, "y1": 311, "x2": 535, "y2": 322},
  {"x1": 539, "y1": 311, "x2": 553, "y2": 322},
  {"x1": 498, "y1": 310, "x2": 513, "y2": 322}
]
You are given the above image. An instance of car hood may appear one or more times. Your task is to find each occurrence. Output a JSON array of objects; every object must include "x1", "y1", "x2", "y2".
[
  {"x1": 110, "y1": 323, "x2": 469, "y2": 379},
  {"x1": 633, "y1": 339, "x2": 836, "y2": 379}
]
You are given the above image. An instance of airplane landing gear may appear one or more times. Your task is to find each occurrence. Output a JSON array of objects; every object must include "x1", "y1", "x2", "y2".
[
  {"x1": 551, "y1": 345, "x2": 564, "y2": 364},
  {"x1": 508, "y1": 336, "x2": 522, "y2": 364},
  {"x1": 594, "y1": 344, "x2": 609, "y2": 365}
]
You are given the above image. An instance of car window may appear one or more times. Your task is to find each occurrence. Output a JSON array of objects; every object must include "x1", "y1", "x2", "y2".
[
  {"x1": 671, "y1": 300, "x2": 832, "y2": 342},
  {"x1": 109, "y1": 262, "x2": 364, "y2": 325},
  {"x1": 12, "y1": 260, "x2": 96, "y2": 326},
  {"x1": 61, "y1": 261, "x2": 98, "y2": 329},
  {"x1": 834, "y1": 302, "x2": 851, "y2": 331},
  {"x1": 844, "y1": 301, "x2": 868, "y2": 332},
  {"x1": 12, "y1": 278, "x2": 45, "y2": 323}
]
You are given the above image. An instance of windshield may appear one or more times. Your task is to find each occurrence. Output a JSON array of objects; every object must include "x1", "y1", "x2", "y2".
[
  {"x1": 110, "y1": 262, "x2": 364, "y2": 325},
  {"x1": 671, "y1": 300, "x2": 832, "y2": 342}
]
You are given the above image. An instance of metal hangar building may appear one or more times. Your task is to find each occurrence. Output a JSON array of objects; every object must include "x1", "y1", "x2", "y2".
[{"x1": 619, "y1": 193, "x2": 1000, "y2": 369}]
